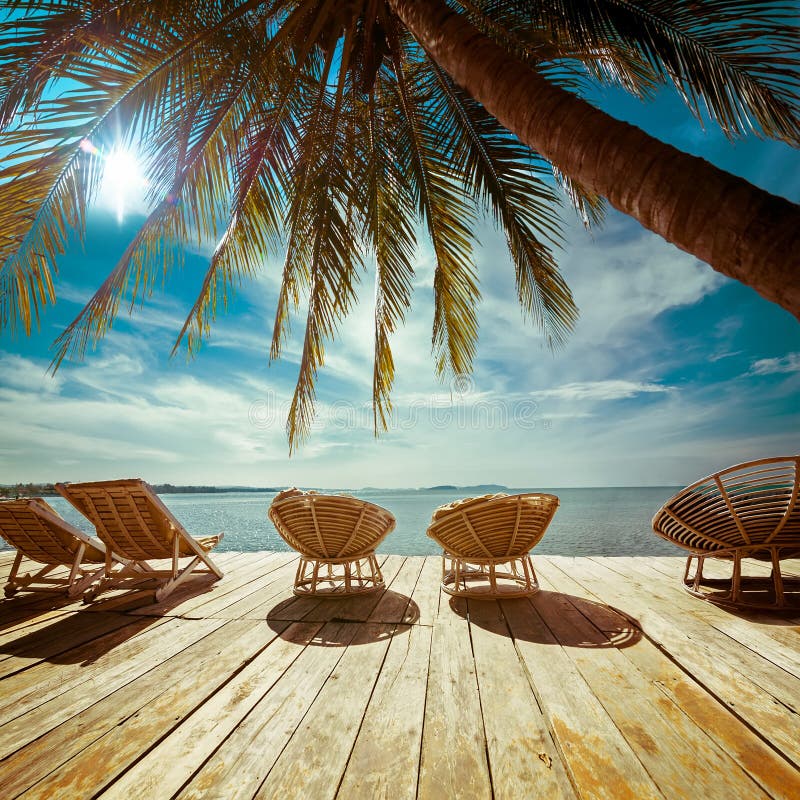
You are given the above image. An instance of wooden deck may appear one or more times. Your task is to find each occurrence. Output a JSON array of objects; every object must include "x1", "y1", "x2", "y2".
[{"x1": 0, "y1": 549, "x2": 798, "y2": 799}]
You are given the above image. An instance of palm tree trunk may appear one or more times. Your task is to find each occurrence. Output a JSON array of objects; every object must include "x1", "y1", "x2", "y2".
[{"x1": 389, "y1": 0, "x2": 800, "y2": 320}]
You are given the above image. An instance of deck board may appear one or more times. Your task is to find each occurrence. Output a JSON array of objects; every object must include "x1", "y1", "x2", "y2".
[{"x1": 0, "y1": 552, "x2": 798, "y2": 799}]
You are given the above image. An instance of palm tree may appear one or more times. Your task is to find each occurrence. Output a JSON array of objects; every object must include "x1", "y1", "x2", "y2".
[{"x1": 0, "y1": 0, "x2": 798, "y2": 447}]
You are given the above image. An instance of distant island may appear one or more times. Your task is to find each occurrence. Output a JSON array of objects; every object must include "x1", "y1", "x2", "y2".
[
  {"x1": 420, "y1": 484, "x2": 508, "y2": 493},
  {"x1": 0, "y1": 483, "x2": 281, "y2": 499}
]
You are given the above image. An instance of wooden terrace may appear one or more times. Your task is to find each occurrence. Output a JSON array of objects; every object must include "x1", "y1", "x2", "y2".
[{"x1": 0, "y1": 549, "x2": 798, "y2": 798}]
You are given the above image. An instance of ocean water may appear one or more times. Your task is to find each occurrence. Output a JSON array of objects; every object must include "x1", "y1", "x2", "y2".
[{"x1": 23, "y1": 487, "x2": 685, "y2": 557}]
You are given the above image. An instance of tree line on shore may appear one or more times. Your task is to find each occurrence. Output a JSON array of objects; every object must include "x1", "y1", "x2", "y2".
[{"x1": 0, "y1": 483, "x2": 280, "y2": 499}]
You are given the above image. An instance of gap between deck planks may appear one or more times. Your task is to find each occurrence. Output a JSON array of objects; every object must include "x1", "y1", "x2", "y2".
[{"x1": 0, "y1": 552, "x2": 798, "y2": 800}]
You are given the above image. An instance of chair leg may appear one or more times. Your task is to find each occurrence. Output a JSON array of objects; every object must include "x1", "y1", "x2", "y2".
[
  {"x1": 67, "y1": 565, "x2": 107, "y2": 599},
  {"x1": 68, "y1": 543, "x2": 85, "y2": 588},
  {"x1": 731, "y1": 552, "x2": 742, "y2": 604},
  {"x1": 770, "y1": 548, "x2": 786, "y2": 608},
  {"x1": 3, "y1": 552, "x2": 24, "y2": 597}
]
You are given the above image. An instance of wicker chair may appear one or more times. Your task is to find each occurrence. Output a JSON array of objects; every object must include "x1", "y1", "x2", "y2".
[
  {"x1": 652, "y1": 456, "x2": 800, "y2": 609},
  {"x1": 426, "y1": 493, "x2": 559, "y2": 597},
  {"x1": 268, "y1": 489, "x2": 396, "y2": 596}
]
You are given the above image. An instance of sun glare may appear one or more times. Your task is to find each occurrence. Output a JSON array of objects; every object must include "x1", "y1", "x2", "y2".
[{"x1": 96, "y1": 146, "x2": 148, "y2": 223}]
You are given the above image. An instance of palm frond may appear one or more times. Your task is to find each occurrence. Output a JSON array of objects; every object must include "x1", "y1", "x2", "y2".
[
  {"x1": 552, "y1": 166, "x2": 605, "y2": 229},
  {"x1": 361, "y1": 79, "x2": 417, "y2": 433},
  {"x1": 425, "y1": 58, "x2": 578, "y2": 346},
  {"x1": 509, "y1": 0, "x2": 800, "y2": 143},
  {"x1": 271, "y1": 46, "x2": 338, "y2": 363},
  {"x1": 455, "y1": 0, "x2": 660, "y2": 97},
  {"x1": 285, "y1": 26, "x2": 363, "y2": 449},
  {"x1": 389, "y1": 24, "x2": 479, "y2": 378}
]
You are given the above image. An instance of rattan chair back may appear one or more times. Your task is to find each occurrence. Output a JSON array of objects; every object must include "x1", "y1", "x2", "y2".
[
  {"x1": 427, "y1": 493, "x2": 560, "y2": 558},
  {"x1": 269, "y1": 490, "x2": 396, "y2": 559},
  {"x1": 652, "y1": 456, "x2": 800, "y2": 558}
]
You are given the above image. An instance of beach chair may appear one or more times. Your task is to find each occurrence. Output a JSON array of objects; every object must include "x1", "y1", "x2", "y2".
[
  {"x1": 426, "y1": 492, "x2": 560, "y2": 597},
  {"x1": 652, "y1": 456, "x2": 800, "y2": 609},
  {"x1": 56, "y1": 479, "x2": 224, "y2": 602},
  {"x1": 268, "y1": 489, "x2": 396, "y2": 595},
  {"x1": 0, "y1": 497, "x2": 127, "y2": 599}
]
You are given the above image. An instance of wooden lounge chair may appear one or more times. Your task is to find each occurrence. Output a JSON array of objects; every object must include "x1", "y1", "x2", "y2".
[
  {"x1": 426, "y1": 492, "x2": 560, "y2": 597},
  {"x1": 55, "y1": 479, "x2": 224, "y2": 602},
  {"x1": 652, "y1": 456, "x2": 800, "y2": 609},
  {"x1": 0, "y1": 498, "x2": 127, "y2": 599},
  {"x1": 268, "y1": 489, "x2": 395, "y2": 595}
]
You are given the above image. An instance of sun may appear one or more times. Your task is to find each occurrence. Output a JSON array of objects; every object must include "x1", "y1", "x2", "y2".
[{"x1": 93, "y1": 145, "x2": 148, "y2": 223}]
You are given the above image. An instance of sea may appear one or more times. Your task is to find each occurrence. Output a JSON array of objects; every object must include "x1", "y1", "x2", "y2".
[{"x1": 22, "y1": 487, "x2": 685, "y2": 557}]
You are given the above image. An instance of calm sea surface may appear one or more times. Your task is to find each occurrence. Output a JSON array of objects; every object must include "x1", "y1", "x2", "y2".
[{"x1": 26, "y1": 487, "x2": 685, "y2": 557}]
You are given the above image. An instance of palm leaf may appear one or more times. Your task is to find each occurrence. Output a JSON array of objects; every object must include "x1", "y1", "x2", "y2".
[
  {"x1": 389, "y1": 23, "x2": 480, "y2": 378},
  {"x1": 510, "y1": 0, "x2": 800, "y2": 143}
]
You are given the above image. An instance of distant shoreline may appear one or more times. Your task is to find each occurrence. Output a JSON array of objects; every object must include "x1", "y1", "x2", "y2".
[
  {"x1": 0, "y1": 482, "x2": 508, "y2": 498},
  {"x1": 0, "y1": 483, "x2": 282, "y2": 498},
  {"x1": 1, "y1": 482, "x2": 681, "y2": 499}
]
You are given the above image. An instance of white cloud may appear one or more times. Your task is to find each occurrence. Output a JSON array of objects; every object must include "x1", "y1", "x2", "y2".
[
  {"x1": 0, "y1": 354, "x2": 62, "y2": 393},
  {"x1": 532, "y1": 380, "x2": 670, "y2": 402},
  {"x1": 748, "y1": 352, "x2": 800, "y2": 376}
]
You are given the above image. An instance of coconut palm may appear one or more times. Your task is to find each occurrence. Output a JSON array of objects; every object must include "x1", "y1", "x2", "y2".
[{"x1": 0, "y1": 0, "x2": 798, "y2": 447}]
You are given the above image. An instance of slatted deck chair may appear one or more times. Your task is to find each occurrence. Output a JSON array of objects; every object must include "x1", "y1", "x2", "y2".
[
  {"x1": 0, "y1": 498, "x2": 128, "y2": 599},
  {"x1": 55, "y1": 479, "x2": 224, "y2": 602},
  {"x1": 268, "y1": 489, "x2": 396, "y2": 595},
  {"x1": 426, "y1": 492, "x2": 560, "y2": 597},
  {"x1": 652, "y1": 456, "x2": 800, "y2": 609}
]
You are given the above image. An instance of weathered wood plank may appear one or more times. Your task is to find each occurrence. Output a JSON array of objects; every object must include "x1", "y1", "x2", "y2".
[
  {"x1": 410, "y1": 554, "x2": 443, "y2": 626},
  {"x1": 101, "y1": 620, "x2": 335, "y2": 800},
  {"x1": 0, "y1": 552, "x2": 798, "y2": 800},
  {"x1": 0, "y1": 618, "x2": 221, "y2": 759},
  {"x1": 418, "y1": 617, "x2": 492, "y2": 799},
  {"x1": 467, "y1": 599, "x2": 576, "y2": 800},
  {"x1": 128, "y1": 550, "x2": 290, "y2": 617},
  {"x1": 0, "y1": 616, "x2": 170, "y2": 723},
  {"x1": 501, "y1": 596, "x2": 663, "y2": 800},
  {"x1": 0, "y1": 611, "x2": 137, "y2": 679},
  {"x1": 531, "y1": 574, "x2": 772, "y2": 800},
  {"x1": 367, "y1": 555, "x2": 425, "y2": 624},
  {"x1": 4, "y1": 619, "x2": 290, "y2": 799},
  {"x1": 572, "y1": 557, "x2": 800, "y2": 770},
  {"x1": 252, "y1": 622, "x2": 395, "y2": 800},
  {"x1": 612, "y1": 557, "x2": 800, "y2": 679},
  {"x1": 176, "y1": 620, "x2": 362, "y2": 800},
  {"x1": 588, "y1": 558, "x2": 800, "y2": 712},
  {"x1": 537, "y1": 557, "x2": 800, "y2": 800},
  {"x1": 336, "y1": 623, "x2": 432, "y2": 800}
]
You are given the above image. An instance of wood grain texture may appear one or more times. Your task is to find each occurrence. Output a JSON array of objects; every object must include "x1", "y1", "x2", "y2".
[{"x1": 0, "y1": 552, "x2": 796, "y2": 799}]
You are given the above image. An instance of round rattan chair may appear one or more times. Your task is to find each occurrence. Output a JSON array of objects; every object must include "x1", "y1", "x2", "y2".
[
  {"x1": 426, "y1": 493, "x2": 559, "y2": 597},
  {"x1": 268, "y1": 489, "x2": 396, "y2": 596},
  {"x1": 652, "y1": 456, "x2": 800, "y2": 609}
]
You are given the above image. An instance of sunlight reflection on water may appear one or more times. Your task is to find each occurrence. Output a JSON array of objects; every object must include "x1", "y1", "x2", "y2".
[{"x1": 34, "y1": 487, "x2": 683, "y2": 557}]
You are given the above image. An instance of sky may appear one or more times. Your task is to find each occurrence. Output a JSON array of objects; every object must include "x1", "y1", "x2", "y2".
[{"x1": 1, "y1": 80, "x2": 799, "y2": 488}]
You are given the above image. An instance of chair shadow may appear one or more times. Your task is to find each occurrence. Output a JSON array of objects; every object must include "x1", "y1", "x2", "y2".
[
  {"x1": 87, "y1": 573, "x2": 222, "y2": 614},
  {"x1": 680, "y1": 578, "x2": 800, "y2": 620},
  {"x1": 0, "y1": 594, "x2": 78, "y2": 632},
  {"x1": 449, "y1": 590, "x2": 643, "y2": 649},
  {"x1": 0, "y1": 610, "x2": 161, "y2": 666},
  {"x1": 266, "y1": 591, "x2": 420, "y2": 647}
]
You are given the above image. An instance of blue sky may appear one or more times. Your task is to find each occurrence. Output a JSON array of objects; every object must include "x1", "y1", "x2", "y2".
[{"x1": 1, "y1": 84, "x2": 798, "y2": 488}]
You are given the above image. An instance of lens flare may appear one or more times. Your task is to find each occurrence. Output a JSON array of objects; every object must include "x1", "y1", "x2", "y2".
[
  {"x1": 81, "y1": 139, "x2": 148, "y2": 222},
  {"x1": 102, "y1": 148, "x2": 147, "y2": 223}
]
